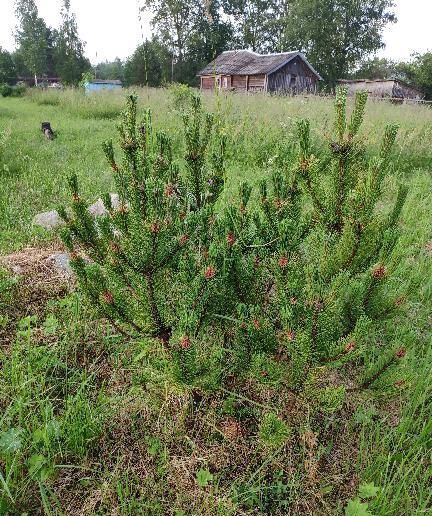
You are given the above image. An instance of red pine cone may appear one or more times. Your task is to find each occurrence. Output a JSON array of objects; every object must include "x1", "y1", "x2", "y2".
[
  {"x1": 204, "y1": 266, "x2": 216, "y2": 280},
  {"x1": 278, "y1": 255, "x2": 289, "y2": 268},
  {"x1": 164, "y1": 183, "x2": 174, "y2": 197},
  {"x1": 286, "y1": 330, "x2": 295, "y2": 341},
  {"x1": 274, "y1": 198, "x2": 284, "y2": 210},
  {"x1": 110, "y1": 241, "x2": 120, "y2": 254},
  {"x1": 102, "y1": 291, "x2": 114, "y2": 304},
  {"x1": 394, "y1": 296, "x2": 406, "y2": 307},
  {"x1": 179, "y1": 234, "x2": 189, "y2": 246},
  {"x1": 372, "y1": 264, "x2": 386, "y2": 279},
  {"x1": 179, "y1": 336, "x2": 191, "y2": 350},
  {"x1": 396, "y1": 347, "x2": 406, "y2": 358},
  {"x1": 345, "y1": 341, "x2": 355, "y2": 352},
  {"x1": 150, "y1": 221, "x2": 161, "y2": 234},
  {"x1": 227, "y1": 232, "x2": 236, "y2": 247}
]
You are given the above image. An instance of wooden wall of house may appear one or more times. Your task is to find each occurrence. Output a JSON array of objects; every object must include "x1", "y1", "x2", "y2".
[
  {"x1": 232, "y1": 75, "x2": 247, "y2": 90},
  {"x1": 392, "y1": 81, "x2": 423, "y2": 99},
  {"x1": 267, "y1": 57, "x2": 318, "y2": 94},
  {"x1": 248, "y1": 74, "x2": 266, "y2": 92},
  {"x1": 201, "y1": 75, "x2": 233, "y2": 90},
  {"x1": 201, "y1": 76, "x2": 216, "y2": 90}
]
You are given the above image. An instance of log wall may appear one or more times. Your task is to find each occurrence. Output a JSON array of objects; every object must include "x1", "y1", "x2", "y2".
[{"x1": 267, "y1": 57, "x2": 318, "y2": 94}]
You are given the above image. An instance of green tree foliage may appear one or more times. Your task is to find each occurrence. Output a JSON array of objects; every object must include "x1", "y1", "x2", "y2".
[
  {"x1": 0, "y1": 48, "x2": 16, "y2": 84},
  {"x1": 144, "y1": 0, "x2": 232, "y2": 84},
  {"x1": 124, "y1": 40, "x2": 172, "y2": 87},
  {"x1": 280, "y1": 0, "x2": 396, "y2": 87},
  {"x1": 14, "y1": 0, "x2": 49, "y2": 84},
  {"x1": 351, "y1": 57, "x2": 399, "y2": 80},
  {"x1": 60, "y1": 89, "x2": 408, "y2": 398},
  {"x1": 94, "y1": 58, "x2": 124, "y2": 81},
  {"x1": 11, "y1": 50, "x2": 30, "y2": 77},
  {"x1": 54, "y1": 0, "x2": 90, "y2": 85},
  {"x1": 221, "y1": 0, "x2": 278, "y2": 52},
  {"x1": 398, "y1": 52, "x2": 432, "y2": 100}
]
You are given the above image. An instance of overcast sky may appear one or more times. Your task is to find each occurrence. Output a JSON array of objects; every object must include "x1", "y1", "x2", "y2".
[{"x1": 0, "y1": 0, "x2": 430, "y2": 64}]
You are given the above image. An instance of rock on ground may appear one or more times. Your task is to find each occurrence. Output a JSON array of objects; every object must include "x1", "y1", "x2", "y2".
[
  {"x1": 32, "y1": 210, "x2": 65, "y2": 230},
  {"x1": 32, "y1": 193, "x2": 120, "y2": 230},
  {"x1": 88, "y1": 193, "x2": 120, "y2": 216},
  {"x1": 46, "y1": 252, "x2": 72, "y2": 275}
]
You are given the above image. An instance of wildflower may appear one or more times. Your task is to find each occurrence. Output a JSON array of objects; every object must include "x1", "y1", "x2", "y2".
[{"x1": 286, "y1": 330, "x2": 295, "y2": 341}]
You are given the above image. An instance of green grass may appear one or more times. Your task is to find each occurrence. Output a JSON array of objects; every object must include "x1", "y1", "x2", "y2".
[{"x1": 0, "y1": 87, "x2": 431, "y2": 514}]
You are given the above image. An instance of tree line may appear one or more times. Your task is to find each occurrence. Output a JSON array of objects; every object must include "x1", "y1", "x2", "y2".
[
  {"x1": 0, "y1": 0, "x2": 89, "y2": 86},
  {"x1": 0, "y1": 0, "x2": 431, "y2": 98}
]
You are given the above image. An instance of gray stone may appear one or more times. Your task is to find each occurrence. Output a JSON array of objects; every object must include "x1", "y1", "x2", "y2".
[
  {"x1": 33, "y1": 193, "x2": 120, "y2": 231},
  {"x1": 88, "y1": 193, "x2": 120, "y2": 216},
  {"x1": 32, "y1": 210, "x2": 64, "y2": 230},
  {"x1": 47, "y1": 252, "x2": 72, "y2": 275}
]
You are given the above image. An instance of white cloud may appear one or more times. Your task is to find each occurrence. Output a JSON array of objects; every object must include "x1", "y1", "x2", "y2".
[{"x1": 378, "y1": 0, "x2": 432, "y2": 60}]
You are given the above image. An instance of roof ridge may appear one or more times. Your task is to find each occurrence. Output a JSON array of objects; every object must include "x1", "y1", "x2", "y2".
[{"x1": 221, "y1": 49, "x2": 299, "y2": 57}]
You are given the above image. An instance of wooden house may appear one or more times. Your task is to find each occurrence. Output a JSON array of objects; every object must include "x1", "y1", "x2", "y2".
[
  {"x1": 337, "y1": 79, "x2": 424, "y2": 100},
  {"x1": 198, "y1": 50, "x2": 322, "y2": 94}
]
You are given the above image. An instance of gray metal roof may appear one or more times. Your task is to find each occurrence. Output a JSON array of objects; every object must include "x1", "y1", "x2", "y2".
[{"x1": 198, "y1": 50, "x2": 322, "y2": 79}]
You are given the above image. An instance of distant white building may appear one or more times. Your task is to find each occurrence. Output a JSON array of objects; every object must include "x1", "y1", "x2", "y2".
[{"x1": 337, "y1": 79, "x2": 424, "y2": 100}]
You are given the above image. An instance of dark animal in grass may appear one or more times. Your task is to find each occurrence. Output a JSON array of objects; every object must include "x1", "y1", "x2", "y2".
[{"x1": 41, "y1": 122, "x2": 55, "y2": 140}]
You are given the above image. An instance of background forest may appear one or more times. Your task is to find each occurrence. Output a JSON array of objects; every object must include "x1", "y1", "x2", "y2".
[{"x1": 0, "y1": 0, "x2": 432, "y2": 97}]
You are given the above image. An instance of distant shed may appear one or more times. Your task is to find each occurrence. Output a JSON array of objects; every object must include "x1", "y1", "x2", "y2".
[
  {"x1": 198, "y1": 50, "x2": 322, "y2": 94},
  {"x1": 85, "y1": 79, "x2": 122, "y2": 93},
  {"x1": 337, "y1": 79, "x2": 424, "y2": 100}
]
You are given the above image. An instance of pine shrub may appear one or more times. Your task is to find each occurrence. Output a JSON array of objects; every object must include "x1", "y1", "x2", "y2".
[{"x1": 60, "y1": 89, "x2": 407, "y2": 397}]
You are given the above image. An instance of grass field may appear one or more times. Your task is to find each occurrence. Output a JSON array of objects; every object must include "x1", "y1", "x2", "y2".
[{"x1": 0, "y1": 87, "x2": 431, "y2": 515}]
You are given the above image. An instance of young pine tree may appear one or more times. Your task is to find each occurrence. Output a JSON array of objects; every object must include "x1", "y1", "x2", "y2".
[{"x1": 61, "y1": 89, "x2": 407, "y2": 396}]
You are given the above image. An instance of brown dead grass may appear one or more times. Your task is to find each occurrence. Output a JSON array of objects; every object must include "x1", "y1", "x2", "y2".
[{"x1": 0, "y1": 243, "x2": 72, "y2": 346}]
